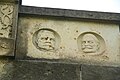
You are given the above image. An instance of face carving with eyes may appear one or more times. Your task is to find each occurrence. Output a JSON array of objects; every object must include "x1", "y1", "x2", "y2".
[
  {"x1": 36, "y1": 30, "x2": 55, "y2": 51},
  {"x1": 81, "y1": 34, "x2": 100, "y2": 53}
]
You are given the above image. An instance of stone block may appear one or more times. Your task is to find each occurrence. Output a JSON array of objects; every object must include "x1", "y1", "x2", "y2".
[
  {"x1": 16, "y1": 16, "x2": 120, "y2": 66},
  {"x1": 0, "y1": 0, "x2": 19, "y2": 56},
  {"x1": 81, "y1": 65, "x2": 120, "y2": 80},
  {"x1": 0, "y1": 59, "x2": 13, "y2": 80},
  {"x1": 0, "y1": 60, "x2": 80, "y2": 80},
  {"x1": 13, "y1": 61, "x2": 80, "y2": 80}
]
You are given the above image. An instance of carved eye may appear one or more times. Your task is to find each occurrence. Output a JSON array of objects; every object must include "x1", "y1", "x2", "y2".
[
  {"x1": 50, "y1": 38, "x2": 55, "y2": 41},
  {"x1": 89, "y1": 41, "x2": 93, "y2": 43},
  {"x1": 50, "y1": 38, "x2": 52, "y2": 40},
  {"x1": 82, "y1": 41, "x2": 86, "y2": 44},
  {"x1": 88, "y1": 41, "x2": 90, "y2": 43},
  {"x1": 41, "y1": 37, "x2": 46, "y2": 40}
]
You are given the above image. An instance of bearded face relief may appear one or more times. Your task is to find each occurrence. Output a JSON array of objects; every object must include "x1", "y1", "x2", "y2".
[
  {"x1": 36, "y1": 30, "x2": 55, "y2": 51},
  {"x1": 81, "y1": 34, "x2": 100, "y2": 53}
]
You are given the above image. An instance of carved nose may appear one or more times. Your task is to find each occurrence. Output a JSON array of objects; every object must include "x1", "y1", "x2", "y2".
[
  {"x1": 46, "y1": 37, "x2": 50, "y2": 41},
  {"x1": 84, "y1": 41, "x2": 89, "y2": 45}
]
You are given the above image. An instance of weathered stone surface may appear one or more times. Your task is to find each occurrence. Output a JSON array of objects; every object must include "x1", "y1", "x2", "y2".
[
  {"x1": 0, "y1": 1, "x2": 120, "y2": 80},
  {"x1": 0, "y1": 38, "x2": 14, "y2": 56},
  {"x1": 0, "y1": 0, "x2": 19, "y2": 56},
  {"x1": 0, "y1": 1, "x2": 18, "y2": 38},
  {"x1": 82, "y1": 65, "x2": 120, "y2": 80},
  {"x1": 0, "y1": 59, "x2": 80, "y2": 80},
  {"x1": 0, "y1": 59, "x2": 13, "y2": 80},
  {"x1": 16, "y1": 16, "x2": 120, "y2": 66},
  {"x1": 13, "y1": 61, "x2": 80, "y2": 80}
]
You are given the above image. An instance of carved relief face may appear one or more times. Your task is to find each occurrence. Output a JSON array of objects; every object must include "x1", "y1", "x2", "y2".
[
  {"x1": 81, "y1": 34, "x2": 100, "y2": 53},
  {"x1": 36, "y1": 30, "x2": 55, "y2": 51}
]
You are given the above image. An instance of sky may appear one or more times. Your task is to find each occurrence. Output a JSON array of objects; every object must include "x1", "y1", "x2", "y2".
[{"x1": 22, "y1": 0, "x2": 120, "y2": 13}]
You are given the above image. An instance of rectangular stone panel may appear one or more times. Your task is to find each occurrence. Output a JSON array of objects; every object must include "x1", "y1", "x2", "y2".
[
  {"x1": 0, "y1": 0, "x2": 19, "y2": 56},
  {"x1": 16, "y1": 16, "x2": 120, "y2": 66},
  {"x1": 13, "y1": 61, "x2": 80, "y2": 80},
  {"x1": 81, "y1": 65, "x2": 120, "y2": 80}
]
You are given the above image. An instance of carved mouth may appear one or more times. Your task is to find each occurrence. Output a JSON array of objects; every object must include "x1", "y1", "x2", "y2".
[
  {"x1": 44, "y1": 43, "x2": 52, "y2": 46},
  {"x1": 82, "y1": 46, "x2": 93, "y2": 49}
]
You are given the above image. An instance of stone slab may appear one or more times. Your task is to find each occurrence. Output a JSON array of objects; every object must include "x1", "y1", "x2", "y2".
[
  {"x1": 16, "y1": 16, "x2": 120, "y2": 66},
  {"x1": 0, "y1": 60, "x2": 80, "y2": 80},
  {"x1": 13, "y1": 61, "x2": 80, "y2": 80},
  {"x1": 81, "y1": 65, "x2": 120, "y2": 80},
  {"x1": 0, "y1": 0, "x2": 19, "y2": 56}
]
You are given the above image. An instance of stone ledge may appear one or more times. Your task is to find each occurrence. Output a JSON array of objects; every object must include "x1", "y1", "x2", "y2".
[{"x1": 19, "y1": 5, "x2": 120, "y2": 23}]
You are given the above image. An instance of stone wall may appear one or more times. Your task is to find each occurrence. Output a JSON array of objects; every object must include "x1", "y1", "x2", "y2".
[{"x1": 0, "y1": 0, "x2": 120, "y2": 80}]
